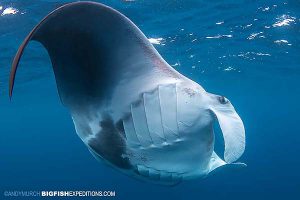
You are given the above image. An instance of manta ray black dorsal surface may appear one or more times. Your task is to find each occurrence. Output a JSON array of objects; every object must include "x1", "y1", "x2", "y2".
[
  {"x1": 10, "y1": 1, "x2": 245, "y2": 185},
  {"x1": 10, "y1": 1, "x2": 180, "y2": 107}
]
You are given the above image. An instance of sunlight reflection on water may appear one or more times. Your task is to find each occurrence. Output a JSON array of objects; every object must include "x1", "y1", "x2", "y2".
[{"x1": 1, "y1": 7, "x2": 19, "y2": 16}]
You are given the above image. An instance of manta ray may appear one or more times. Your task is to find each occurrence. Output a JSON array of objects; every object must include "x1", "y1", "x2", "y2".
[{"x1": 9, "y1": 1, "x2": 246, "y2": 185}]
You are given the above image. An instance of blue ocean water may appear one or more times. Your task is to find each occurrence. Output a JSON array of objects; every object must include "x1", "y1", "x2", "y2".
[{"x1": 0, "y1": 0, "x2": 299, "y2": 199}]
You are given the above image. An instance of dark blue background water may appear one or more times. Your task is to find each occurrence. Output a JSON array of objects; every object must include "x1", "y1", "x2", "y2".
[{"x1": 0, "y1": 0, "x2": 299, "y2": 199}]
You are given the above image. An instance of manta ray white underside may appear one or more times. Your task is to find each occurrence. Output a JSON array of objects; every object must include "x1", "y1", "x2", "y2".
[{"x1": 9, "y1": 1, "x2": 246, "y2": 185}]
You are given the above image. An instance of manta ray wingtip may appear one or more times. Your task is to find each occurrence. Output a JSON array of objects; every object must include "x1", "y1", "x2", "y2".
[{"x1": 9, "y1": 62, "x2": 16, "y2": 101}]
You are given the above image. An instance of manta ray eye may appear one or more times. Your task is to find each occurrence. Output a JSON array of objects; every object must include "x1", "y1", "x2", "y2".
[{"x1": 219, "y1": 96, "x2": 228, "y2": 104}]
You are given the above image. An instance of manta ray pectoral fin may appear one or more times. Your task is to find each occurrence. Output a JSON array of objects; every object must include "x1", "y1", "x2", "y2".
[
  {"x1": 208, "y1": 152, "x2": 246, "y2": 174},
  {"x1": 210, "y1": 106, "x2": 245, "y2": 163},
  {"x1": 9, "y1": 1, "x2": 174, "y2": 107}
]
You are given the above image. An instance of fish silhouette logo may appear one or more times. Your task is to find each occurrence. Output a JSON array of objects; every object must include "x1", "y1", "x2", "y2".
[{"x1": 9, "y1": 2, "x2": 246, "y2": 185}]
